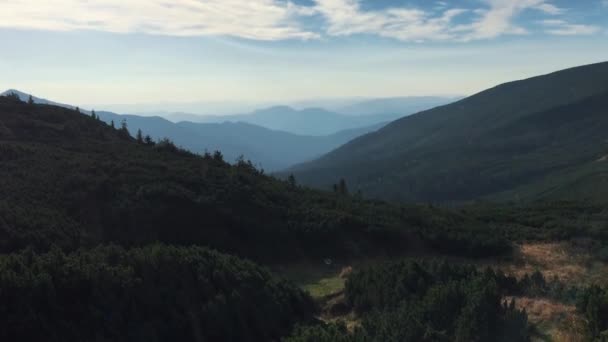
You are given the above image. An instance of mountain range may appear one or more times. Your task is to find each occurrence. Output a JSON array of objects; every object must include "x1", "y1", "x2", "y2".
[
  {"x1": 0, "y1": 90, "x2": 390, "y2": 170},
  {"x1": 201, "y1": 106, "x2": 397, "y2": 136},
  {"x1": 96, "y1": 96, "x2": 457, "y2": 125},
  {"x1": 160, "y1": 106, "x2": 396, "y2": 136},
  {"x1": 289, "y1": 61, "x2": 608, "y2": 203},
  {"x1": 4, "y1": 63, "x2": 608, "y2": 342},
  {"x1": 163, "y1": 97, "x2": 457, "y2": 136},
  {"x1": 96, "y1": 111, "x2": 386, "y2": 170}
]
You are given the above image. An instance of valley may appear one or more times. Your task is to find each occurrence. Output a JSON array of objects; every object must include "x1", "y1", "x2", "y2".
[{"x1": 2, "y1": 61, "x2": 608, "y2": 341}]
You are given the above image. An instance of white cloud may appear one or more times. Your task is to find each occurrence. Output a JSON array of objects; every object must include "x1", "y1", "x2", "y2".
[
  {"x1": 0, "y1": 0, "x2": 598, "y2": 42},
  {"x1": 0, "y1": 0, "x2": 318, "y2": 40},
  {"x1": 313, "y1": 0, "x2": 467, "y2": 41},
  {"x1": 540, "y1": 19, "x2": 600, "y2": 35},
  {"x1": 534, "y1": 3, "x2": 564, "y2": 15},
  {"x1": 313, "y1": 0, "x2": 573, "y2": 42},
  {"x1": 452, "y1": 0, "x2": 565, "y2": 41}
]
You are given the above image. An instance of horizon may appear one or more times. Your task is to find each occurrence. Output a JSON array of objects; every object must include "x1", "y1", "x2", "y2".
[{"x1": 1, "y1": 0, "x2": 607, "y2": 110}]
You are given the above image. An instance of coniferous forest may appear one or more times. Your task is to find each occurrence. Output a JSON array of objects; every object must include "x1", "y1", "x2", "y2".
[{"x1": 2, "y1": 61, "x2": 608, "y2": 341}]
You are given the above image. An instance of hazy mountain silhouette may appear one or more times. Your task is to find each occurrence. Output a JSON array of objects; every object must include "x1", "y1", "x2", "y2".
[
  {"x1": 97, "y1": 110, "x2": 386, "y2": 170},
  {"x1": 1, "y1": 90, "x2": 388, "y2": 170},
  {"x1": 162, "y1": 97, "x2": 456, "y2": 135},
  {"x1": 337, "y1": 96, "x2": 462, "y2": 116},
  {"x1": 171, "y1": 106, "x2": 396, "y2": 136}
]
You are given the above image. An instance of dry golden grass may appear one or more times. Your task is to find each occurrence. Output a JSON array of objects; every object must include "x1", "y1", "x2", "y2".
[
  {"x1": 509, "y1": 296, "x2": 576, "y2": 323},
  {"x1": 492, "y1": 242, "x2": 607, "y2": 341},
  {"x1": 506, "y1": 296, "x2": 585, "y2": 342},
  {"x1": 493, "y1": 242, "x2": 608, "y2": 285}
]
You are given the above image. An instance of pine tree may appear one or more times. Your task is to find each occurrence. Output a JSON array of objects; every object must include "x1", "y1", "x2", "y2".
[
  {"x1": 288, "y1": 174, "x2": 297, "y2": 188},
  {"x1": 136, "y1": 129, "x2": 144, "y2": 143},
  {"x1": 27, "y1": 95, "x2": 34, "y2": 105},
  {"x1": 213, "y1": 151, "x2": 224, "y2": 162},
  {"x1": 144, "y1": 134, "x2": 153, "y2": 145},
  {"x1": 91, "y1": 110, "x2": 97, "y2": 120},
  {"x1": 5, "y1": 92, "x2": 20, "y2": 101},
  {"x1": 76, "y1": 107, "x2": 80, "y2": 114},
  {"x1": 338, "y1": 178, "x2": 349, "y2": 195},
  {"x1": 118, "y1": 119, "x2": 130, "y2": 138},
  {"x1": 110, "y1": 120, "x2": 115, "y2": 129}
]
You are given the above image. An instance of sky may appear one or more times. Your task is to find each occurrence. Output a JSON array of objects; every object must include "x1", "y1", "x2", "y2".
[{"x1": 0, "y1": 0, "x2": 607, "y2": 111}]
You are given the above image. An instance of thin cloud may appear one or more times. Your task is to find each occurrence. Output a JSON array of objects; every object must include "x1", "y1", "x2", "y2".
[
  {"x1": 314, "y1": 0, "x2": 467, "y2": 41},
  {"x1": 540, "y1": 19, "x2": 600, "y2": 36},
  {"x1": 0, "y1": 0, "x2": 318, "y2": 40},
  {"x1": 452, "y1": 0, "x2": 565, "y2": 41},
  {"x1": 534, "y1": 3, "x2": 564, "y2": 15},
  {"x1": 0, "y1": 0, "x2": 598, "y2": 42},
  {"x1": 314, "y1": 0, "x2": 570, "y2": 42}
]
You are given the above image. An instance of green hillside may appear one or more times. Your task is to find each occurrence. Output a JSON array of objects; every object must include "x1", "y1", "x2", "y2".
[
  {"x1": 289, "y1": 62, "x2": 608, "y2": 203},
  {"x1": 3, "y1": 92, "x2": 608, "y2": 341},
  {"x1": 0, "y1": 94, "x2": 515, "y2": 262}
]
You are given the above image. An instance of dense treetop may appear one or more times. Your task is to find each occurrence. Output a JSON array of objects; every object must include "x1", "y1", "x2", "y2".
[{"x1": 0, "y1": 244, "x2": 315, "y2": 342}]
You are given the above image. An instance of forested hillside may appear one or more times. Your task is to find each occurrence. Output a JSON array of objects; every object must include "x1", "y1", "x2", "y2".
[
  {"x1": 95, "y1": 110, "x2": 385, "y2": 171},
  {"x1": 2, "y1": 92, "x2": 608, "y2": 341},
  {"x1": 0, "y1": 94, "x2": 514, "y2": 262},
  {"x1": 289, "y1": 62, "x2": 608, "y2": 203}
]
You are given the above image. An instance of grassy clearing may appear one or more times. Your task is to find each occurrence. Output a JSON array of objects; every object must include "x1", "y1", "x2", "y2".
[
  {"x1": 506, "y1": 296, "x2": 584, "y2": 342},
  {"x1": 276, "y1": 261, "x2": 348, "y2": 299},
  {"x1": 303, "y1": 276, "x2": 345, "y2": 299},
  {"x1": 492, "y1": 242, "x2": 608, "y2": 285},
  {"x1": 491, "y1": 242, "x2": 607, "y2": 341},
  {"x1": 278, "y1": 257, "x2": 387, "y2": 299}
]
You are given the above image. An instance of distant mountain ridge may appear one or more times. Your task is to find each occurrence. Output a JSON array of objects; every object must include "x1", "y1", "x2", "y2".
[
  {"x1": 337, "y1": 96, "x2": 463, "y2": 116},
  {"x1": 1, "y1": 89, "x2": 386, "y2": 170},
  {"x1": 163, "y1": 97, "x2": 457, "y2": 136},
  {"x1": 95, "y1": 110, "x2": 386, "y2": 170},
  {"x1": 168, "y1": 106, "x2": 401, "y2": 136},
  {"x1": 289, "y1": 61, "x2": 608, "y2": 203}
]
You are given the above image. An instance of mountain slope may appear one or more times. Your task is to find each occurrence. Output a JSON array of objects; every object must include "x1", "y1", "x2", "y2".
[
  {"x1": 95, "y1": 111, "x2": 261, "y2": 164},
  {"x1": 1, "y1": 89, "x2": 75, "y2": 108},
  {"x1": 176, "y1": 120, "x2": 386, "y2": 170},
  {"x1": 0, "y1": 95, "x2": 420, "y2": 260},
  {"x1": 0, "y1": 94, "x2": 528, "y2": 260},
  {"x1": 290, "y1": 62, "x2": 608, "y2": 202},
  {"x1": 0, "y1": 91, "x2": 385, "y2": 171},
  {"x1": 95, "y1": 111, "x2": 384, "y2": 171}
]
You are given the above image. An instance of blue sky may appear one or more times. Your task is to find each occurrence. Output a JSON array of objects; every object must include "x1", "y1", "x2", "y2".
[{"x1": 0, "y1": 0, "x2": 606, "y2": 109}]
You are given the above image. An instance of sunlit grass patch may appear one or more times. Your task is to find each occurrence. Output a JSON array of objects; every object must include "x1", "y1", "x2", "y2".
[
  {"x1": 302, "y1": 276, "x2": 345, "y2": 299},
  {"x1": 507, "y1": 296, "x2": 585, "y2": 342},
  {"x1": 277, "y1": 262, "x2": 348, "y2": 299},
  {"x1": 493, "y1": 242, "x2": 608, "y2": 285}
]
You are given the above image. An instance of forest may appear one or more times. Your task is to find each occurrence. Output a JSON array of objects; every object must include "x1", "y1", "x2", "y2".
[{"x1": 2, "y1": 93, "x2": 608, "y2": 340}]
